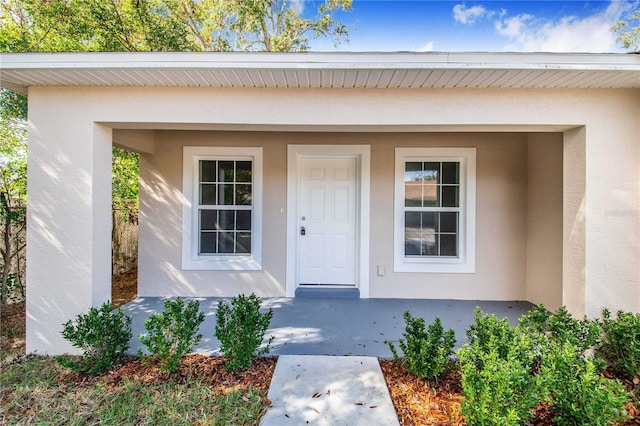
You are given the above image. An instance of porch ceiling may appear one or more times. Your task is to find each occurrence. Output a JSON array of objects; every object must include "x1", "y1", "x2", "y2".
[{"x1": 1, "y1": 51, "x2": 639, "y2": 96}]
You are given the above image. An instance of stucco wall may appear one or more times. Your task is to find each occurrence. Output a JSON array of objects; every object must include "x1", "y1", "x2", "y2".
[
  {"x1": 139, "y1": 131, "x2": 531, "y2": 300},
  {"x1": 25, "y1": 85, "x2": 639, "y2": 354},
  {"x1": 526, "y1": 133, "x2": 564, "y2": 310}
]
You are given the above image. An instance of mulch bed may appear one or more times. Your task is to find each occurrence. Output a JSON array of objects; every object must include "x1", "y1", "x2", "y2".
[
  {"x1": 380, "y1": 360, "x2": 640, "y2": 426},
  {"x1": 379, "y1": 360, "x2": 466, "y2": 425},
  {"x1": 59, "y1": 354, "x2": 277, "y2": 392}
]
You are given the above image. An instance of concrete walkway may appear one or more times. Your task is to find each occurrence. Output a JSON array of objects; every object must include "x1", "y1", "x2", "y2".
[
  {"x1": 261, "y1": 355, "x2": 399, "y2": 426},
  {"x1": 122, "y1": 297, "x2": 533, "y2": 357}
]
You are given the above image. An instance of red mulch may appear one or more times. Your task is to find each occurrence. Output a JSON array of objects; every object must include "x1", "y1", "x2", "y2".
[
  {"x1": 380, "y1": 360, "x2": 466, "y2": 425},
  {"x1": 59, "y1": 354, "x2": 277, "y2": 392}
]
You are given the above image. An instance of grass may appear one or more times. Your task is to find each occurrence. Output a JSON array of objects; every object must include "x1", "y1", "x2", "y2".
[{"x1": 0, "y1": 356, "x2": 270, "y2": 425}]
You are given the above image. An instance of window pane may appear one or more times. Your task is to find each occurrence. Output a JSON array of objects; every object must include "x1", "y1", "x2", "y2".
[
  {"x1": 422, "y1": 234, "x2": 438, "y2": 256},
  {"x1": 405, "y1": 184, "x2": 422, "y2": 207},
  {"x1": 236, "y1": 161, "x2": 252, "y2": 183},
  {"x1": 423, "y1": 162, "x2": 440, "y2": 183},
  {"x1": 442, "y1": 162, "x2": 459, "y2": 185},
  {"x1": 421, "y1": 214, "x2": 437, "y2": 255},
  {"x1": 218, "y1": 232, "x2": 235, "y2": 253},
  {"x1": 440, "y1": 234, "x2": 457, "y2": 256},
  {"x1": 423, "y1": 185, "x2": 439, "y2": 207},
  {"x1": 200, "y1": 232, "x2": 217, "y2": 254},
  {"x1": 200, "y1": 210, "x2": 218, "y2": 231},
  {"x1": 442, "y1": 186, "x2": 459, "y2": 207},
  {"x1": 218, "y1": 161, "x2": 235, "y2": 182},
  {"x1": 405, "y1": 162, "x2": 423, "y2": 182},
  {"x1": 236, "y1": 232, "x2": 251, "y2": 254},
  {"x1": 200, "y1": 161, "x2": 217, "y2": 182},
  {"x1": 218, "y1": 210, "x2": 235, "y2": 230},
  {"x1": 236, "y1": 184, "x2": 252, "y2": 205},
  {"x1": 218, "y1": 184, "x2": 235, "y2": 205},
  {"x1": 440, "y1": 212, "x2": 458, "y2": 233},
  {"x1": 236, "y1": 210, "x2": 251, "y2": 231},
  {"x1": 405, "y1": 212, "x2": 421, "y2": 256},
  {"x1": 200, "y1": 184, "x2": 217, "y2": 205},
  {"x1": 421, "y1": 212, "x2": 438, "y2": 230}
]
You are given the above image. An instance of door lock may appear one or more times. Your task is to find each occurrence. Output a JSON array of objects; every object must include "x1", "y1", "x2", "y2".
[{"x1": 300, "y1": 226, "x2": 306, "y2": 236}]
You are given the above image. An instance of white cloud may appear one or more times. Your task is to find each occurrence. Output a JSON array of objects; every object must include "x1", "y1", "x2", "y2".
[
  {"x1": 453, "y1": 4, "x2": 487, "y2": 25},
  {"x1": 290, "y1": 0, "x2": 305, "y2": 15},
  {"x1": 416, "y1": 41, "x2": 435, "y2": 52},
  {"x1": 494, "y1": 1, "x2": 632, "y2": 52}
]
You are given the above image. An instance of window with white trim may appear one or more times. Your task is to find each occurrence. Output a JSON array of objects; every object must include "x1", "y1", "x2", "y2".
[
  {"x1": 394, "y1": 148, "x2": 476, "y2": 273},
  {"x1": 182, "y1": 147, "x2": 262, "y2": 270}
]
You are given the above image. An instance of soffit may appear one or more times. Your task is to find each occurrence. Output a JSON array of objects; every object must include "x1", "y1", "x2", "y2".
[{"x1": 1, "y1": 51, "x2": 639, "y2": 96}]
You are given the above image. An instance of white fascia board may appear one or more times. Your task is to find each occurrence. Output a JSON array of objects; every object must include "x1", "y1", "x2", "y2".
[{"x1": 2, "y1": 51, "x2": 639, "y2": 72}]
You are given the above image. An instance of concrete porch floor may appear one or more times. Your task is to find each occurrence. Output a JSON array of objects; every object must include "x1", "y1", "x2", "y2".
[{"x1": 122, "y1": 297, "x2": 534, "y2": 358}]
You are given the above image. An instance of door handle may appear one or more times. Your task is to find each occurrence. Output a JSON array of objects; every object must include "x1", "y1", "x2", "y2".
[{"x1": 300, "y1": 226, "x2": 306, "y2": 236}]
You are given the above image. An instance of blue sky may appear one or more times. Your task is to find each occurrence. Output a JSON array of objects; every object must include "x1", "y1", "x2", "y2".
[{"x1": 301, "y1": 0, "x2": 639, "y2": 52}]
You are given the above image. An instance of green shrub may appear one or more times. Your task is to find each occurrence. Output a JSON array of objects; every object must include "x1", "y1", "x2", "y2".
[
  {"x1": 59, "y1": 301, "x2": 132, "y2": 374},
  {"x1": 458, "y1": 332, "x2": 542, "y2": 426},
  {"x1": 139, "y1": 298, "x2": 205, "y2": 372},
  {"x1": 465, "y1": 307, "x2": 516, "y2": 363},
  {"x1": 519, "y1": 304, "x2": 600, "y2": 352},
  {"x1": 597, "y1": 308, "x2": 640, "y2": 379},
  {"x1": 388, "y1": 311, "x2": 456, "y2": 382},
  {"x1": 542, "y1": 342, "x2": 630, "y2": 426},
  {"x1": 215, "y1": 294, "x2": 274, "y2": 371}
]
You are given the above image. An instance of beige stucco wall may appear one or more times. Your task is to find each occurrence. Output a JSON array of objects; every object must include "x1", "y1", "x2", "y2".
[
  {"x1": 139, "y1": 131, "x2": 531, "y2": 301},
  {"x1": 526, "y1": 133, "x2": 564, "y2": 311},
  {"x1": 25, "y1": 85, "x2": 639, "y2": 354}
]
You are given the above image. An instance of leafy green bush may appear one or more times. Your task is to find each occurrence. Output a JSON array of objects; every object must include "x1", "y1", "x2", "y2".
[
  {"x1": 215, "y1": 294, "x2": 274, "y2": 371},
  {"x1": 465, "y1": 307, "x2": 516, "y2": 363},
  {"x1": 542, "y1": 342, "x2": 629, "y2": 426},
  {"x1": 388, "y1": 311, "x2": 456, "y2": 382},
  {"x1": 597, "y1": 308, "x2": 640, "y2": 379},
  {"x1": 59, "y1": 301, "x2": 132, "y2": 374},
  {"x1": 519, "y1": 304, "x2": 600, "y2": 352},
  {"x1": 458, "y1": 331, "x2": 542, "y2": 426},
  {"x1": 139, "y1": 298, "x2": 205, "y2": 372}
]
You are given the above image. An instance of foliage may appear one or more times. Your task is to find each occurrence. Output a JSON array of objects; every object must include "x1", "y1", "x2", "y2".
[
  {"x1": 0, "y1": 89, "x2": 27, "y2": 304},
  {"x1": 139, "y1": 298, "x2": 205, "y2": 372},
  {"x1": 519, "y1": 304, "x2": 600, "y2": 353},
  {"x1": 458, "y1": 317, "x2": 541, "y2": 426},
  {"x1": 215, "y1": 293, "x2": 274, "y2": 371},
  {"x1": 0, "y1": 0, "x2": 352, "y2": 54},
  {"x1": 0, "y1": 356, "x2": 270, "y2": 425},
  {"x1": 459, "y1": 306, "x2": 633, "y2": 426},
  {"x1": 465, "y1": 307, "x2": 516, "y2": 361},
  {"x1": 542, "y1": 342, "x2": 629, "y2": 426},
  {"x1": 389, "y1": 311, "x2": 455, "y2": 382},
  {"x1": 59, "y1": 301, "x2": 132, "y2": 374},
  {"x1": 613, "y1": 8, "x2": 640, "y2": 52},
  {"x1": 112, "y1": 147, "x2": 139, "y2": 211},
  {"x1": 597, "y1": 308, "x2": 640, "y2": 379}
]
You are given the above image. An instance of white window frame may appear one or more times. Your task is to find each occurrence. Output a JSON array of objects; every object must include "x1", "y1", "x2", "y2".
[
  {"x1": 182, "y1": 146, "x2": 262, "y2": 270},
  {"x1": 394, "y1": 147, "x2": 476, "y2": 273}
]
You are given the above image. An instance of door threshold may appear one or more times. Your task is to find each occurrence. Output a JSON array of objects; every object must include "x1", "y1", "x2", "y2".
[{"x1": 295, "y1": 286, "x2": 360, "y2": 299}]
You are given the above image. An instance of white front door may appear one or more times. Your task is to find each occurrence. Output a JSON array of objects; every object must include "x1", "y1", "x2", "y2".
[{"x1": 298, "y1": 157, "x2": 358, "y2": 286}]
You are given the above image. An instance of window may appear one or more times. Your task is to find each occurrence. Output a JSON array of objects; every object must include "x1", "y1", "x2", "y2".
[
  {"x1": 394, "y1": 148, "x2": 475, "y2": 273},
  {"x1": 182, "y1": 147, "x2": 262, "y2": 270}
]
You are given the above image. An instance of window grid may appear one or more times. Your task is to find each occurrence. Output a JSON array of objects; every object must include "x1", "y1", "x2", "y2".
[
  {"x1": 404, "y1": 161, "x2": 460, "y2": 258},
  {"x1": 197, "y1": 160, "x2": 253, "y2": 255}
]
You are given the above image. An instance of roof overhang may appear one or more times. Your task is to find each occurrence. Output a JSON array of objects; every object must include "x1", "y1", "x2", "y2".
[{"x1": 1, "y1": 51, "x2": 639, "y2": 96}]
